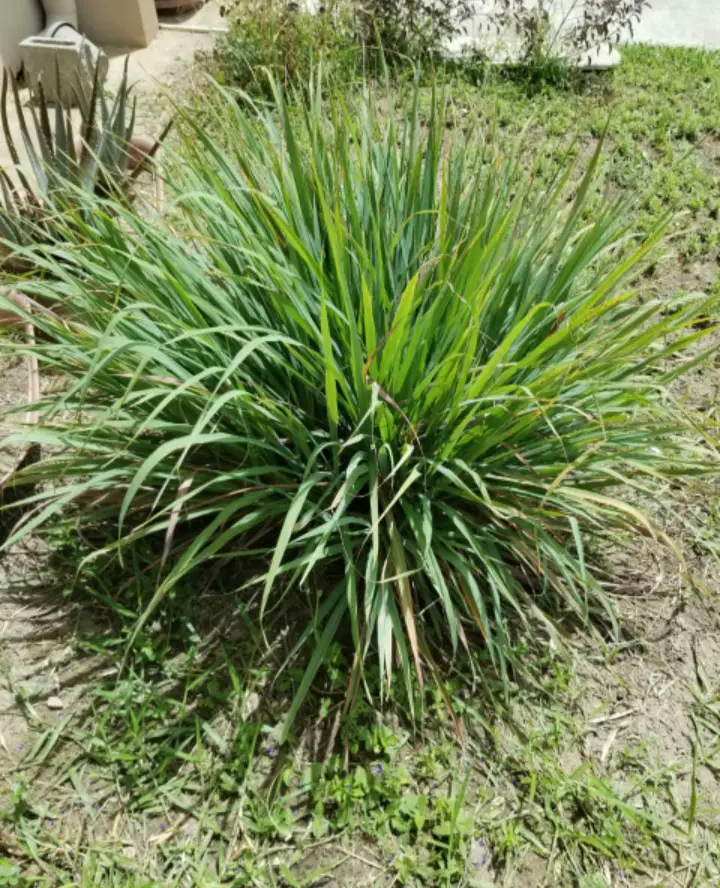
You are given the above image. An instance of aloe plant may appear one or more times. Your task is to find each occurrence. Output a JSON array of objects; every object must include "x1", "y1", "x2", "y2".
[{"x1": 0, "y1": 59, "x2": 168, "y2": 270}]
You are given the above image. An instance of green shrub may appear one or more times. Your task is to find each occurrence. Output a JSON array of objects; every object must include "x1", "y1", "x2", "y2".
[
  {"x1": 1, "y1": 76, "x2": 716, "y2": 737},
  {"x1": 212, "y1": 0, "x2": 473, "y2": 93},
  {"x1": 350, "y1": 0, "x2": 473, "y2": 61},
  {"x1": 486, "y1": 0, "x2": 650, "y2": 62},
  {"x1": 211, "y1": 0, "x2": 362, "y2": 95}
]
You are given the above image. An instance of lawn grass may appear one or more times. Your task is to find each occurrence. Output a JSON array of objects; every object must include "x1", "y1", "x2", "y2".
[
  {"x1": 449, "y1": 44, "x2": 720, "y2": 271},
  {"x1": 1, "y1": 44, "x2": 720, "y2": 888}
]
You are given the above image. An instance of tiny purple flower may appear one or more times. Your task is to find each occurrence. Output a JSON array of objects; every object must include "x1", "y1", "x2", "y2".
[{"x1": 160, "y1": 824, "x2": 167, "y2": 832}]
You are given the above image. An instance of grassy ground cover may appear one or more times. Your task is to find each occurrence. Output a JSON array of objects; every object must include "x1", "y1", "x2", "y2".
[{"x1": 456, "y1": 45, "x2": 720, "y2": 274}]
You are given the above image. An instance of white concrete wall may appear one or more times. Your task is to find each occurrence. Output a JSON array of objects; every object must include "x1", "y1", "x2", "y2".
[
  {"x1": 0, "y1": 0, "x2": 44, "y2": 73},
  {"x1": 75, "y1": 0, "x2": 159, "y2": 49},
  {"x1": 633, "y1": 0, "x2": 720, "y2": 49}
]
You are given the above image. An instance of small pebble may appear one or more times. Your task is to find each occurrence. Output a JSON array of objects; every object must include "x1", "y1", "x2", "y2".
[{"x1": 46, "y1": 696, "x2": 65, "y2": 711}]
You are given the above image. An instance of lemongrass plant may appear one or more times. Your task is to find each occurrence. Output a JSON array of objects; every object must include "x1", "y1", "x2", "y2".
[{"x1": 1, "y1": 74, "x2": 716, "y2": 736}]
